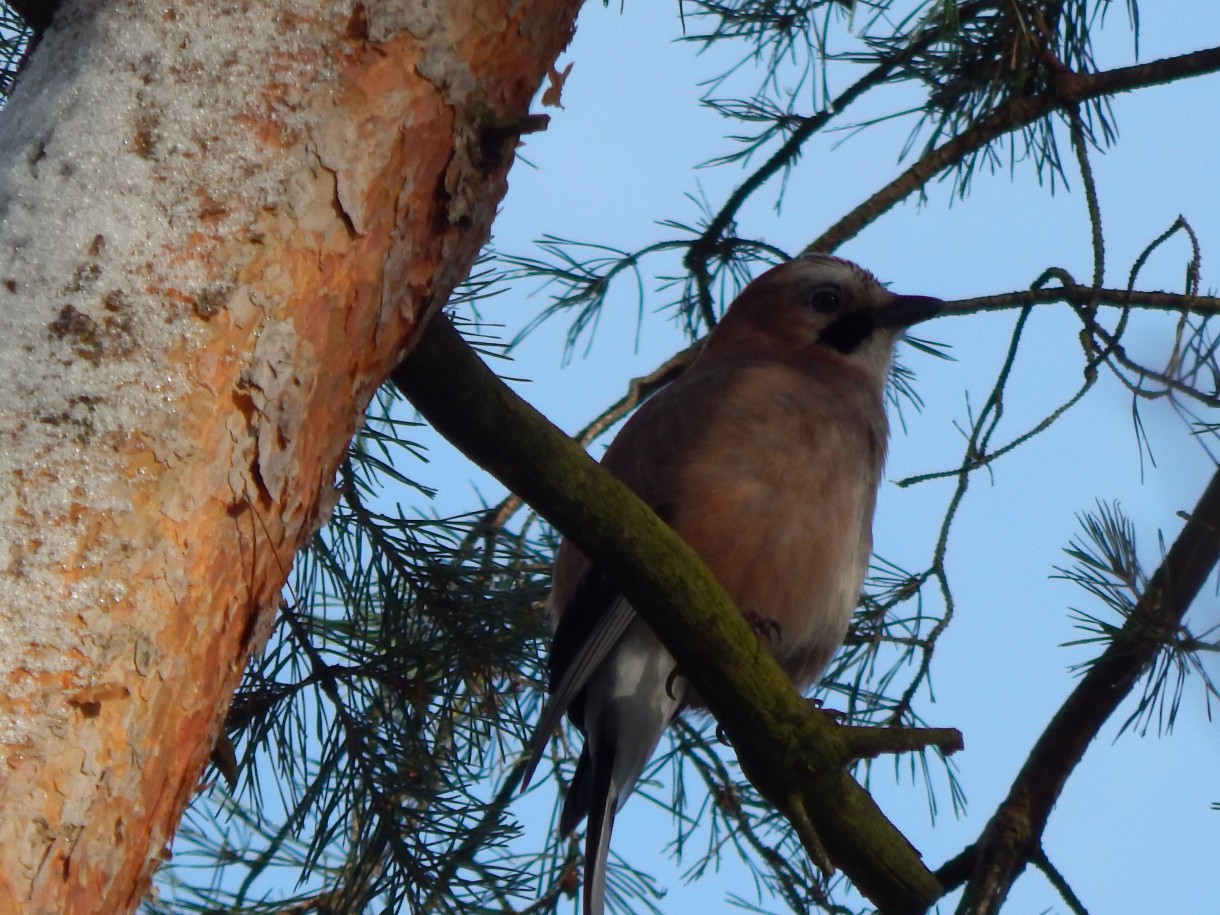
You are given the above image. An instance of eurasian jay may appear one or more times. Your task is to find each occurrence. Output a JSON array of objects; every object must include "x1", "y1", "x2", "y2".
[{"x1": 521, "y1": 253, "x2": 942, "y2": 915}]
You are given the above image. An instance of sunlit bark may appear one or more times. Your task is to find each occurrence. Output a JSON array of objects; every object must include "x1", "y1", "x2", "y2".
[{"x1": 0, "y1": 0, "x2": 579, "y2": 910}]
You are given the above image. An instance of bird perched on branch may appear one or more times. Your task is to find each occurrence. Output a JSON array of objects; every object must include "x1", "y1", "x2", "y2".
[{"x1": 521, "y1": 253, "x2": 942, "y2": 915}]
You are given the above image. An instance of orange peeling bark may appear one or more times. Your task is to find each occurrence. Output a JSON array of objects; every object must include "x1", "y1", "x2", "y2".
[{"x1": 0, "y1": 1, "x2": 582, "y2": 911}]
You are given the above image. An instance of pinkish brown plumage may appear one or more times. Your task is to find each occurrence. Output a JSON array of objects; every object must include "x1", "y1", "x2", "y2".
[{"x1": 522, "y1": 254, "x2": 941, "y2": 915}]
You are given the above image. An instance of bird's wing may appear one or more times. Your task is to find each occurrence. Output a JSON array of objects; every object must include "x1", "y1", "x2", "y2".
[
  {"x1": 520, "y1": 373, "x2": 709, "y2": 791},
  {"x1": 519, "y1": 588, "x2": 635, "y2": 790}
]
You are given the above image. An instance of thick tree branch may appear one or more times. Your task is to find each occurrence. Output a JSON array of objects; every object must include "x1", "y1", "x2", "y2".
[
  {"x1": 468, "y1": 342, "x2": 700, "y2": 563},
  {"x1": 948, "y1": 468, "x2": 1220, "y2": 913},
  {"x1": 811, "y1": 46, "x2": 1220, "y2": 253},
  {"x1": 395, "y1": 313, "x2": 951, "y2": 914}
]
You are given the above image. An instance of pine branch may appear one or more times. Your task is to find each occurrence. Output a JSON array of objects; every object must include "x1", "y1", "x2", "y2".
[
  {"x1": 811, "y1": 45, "x2": 1220, "y2": 253},
  {"x1": 942, "y1": 468, "x2": 1220, "y2": 914}
]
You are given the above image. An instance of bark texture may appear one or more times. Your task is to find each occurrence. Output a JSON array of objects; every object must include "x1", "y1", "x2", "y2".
[{"x1": 0, "y1": 0, "x2": 580, "y2": 911}]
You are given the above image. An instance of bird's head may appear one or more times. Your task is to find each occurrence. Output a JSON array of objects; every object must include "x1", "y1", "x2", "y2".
[{"x1": 706, "y1": 254, "x2": 943, "y2": 385}]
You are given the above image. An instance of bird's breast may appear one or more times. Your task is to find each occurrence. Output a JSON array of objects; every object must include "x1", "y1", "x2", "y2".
[{"x1": 667, "y1": 363, "x2": 886, "y2": 691}]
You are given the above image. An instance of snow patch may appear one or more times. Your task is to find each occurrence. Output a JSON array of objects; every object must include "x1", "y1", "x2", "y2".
[{"x1": 0, "y1": 0, "x2": 340, "y2": 744}]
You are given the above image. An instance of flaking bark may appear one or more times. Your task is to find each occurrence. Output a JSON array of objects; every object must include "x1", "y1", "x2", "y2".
[{"x1": 0, "y1": 1, "x2": 580, "y2": 911}]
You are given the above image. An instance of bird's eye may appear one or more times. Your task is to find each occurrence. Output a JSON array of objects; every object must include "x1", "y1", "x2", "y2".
[{"x1": 808, "y1": 286, "x2": 842, "y2": 314}]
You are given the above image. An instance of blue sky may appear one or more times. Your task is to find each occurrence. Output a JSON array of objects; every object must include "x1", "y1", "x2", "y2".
[{"x1": 407, "y1": 2, "x2": 1220, "y2": 913}]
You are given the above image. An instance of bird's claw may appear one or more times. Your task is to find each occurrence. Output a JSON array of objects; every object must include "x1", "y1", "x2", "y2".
[
  {"x1": 665, "y1": 666, "x2": 685, "y2": 701},
  {"x1": 742, "y1": 610, "x2": 782, "y2": 645}
]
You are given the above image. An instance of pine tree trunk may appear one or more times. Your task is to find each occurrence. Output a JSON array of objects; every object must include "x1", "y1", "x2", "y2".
[{"x1": 0, "y1": 0, "x2": 580, "y2": 910}]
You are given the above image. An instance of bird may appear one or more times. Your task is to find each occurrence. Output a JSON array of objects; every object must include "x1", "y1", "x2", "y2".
[{"x1": 520, "y1": 253, "x2": 942, "y2": 915}]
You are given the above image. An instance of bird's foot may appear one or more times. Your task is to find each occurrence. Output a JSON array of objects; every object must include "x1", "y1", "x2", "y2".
[{"x1": 741, "y1": 610, "x2": 782, "y2": 645}]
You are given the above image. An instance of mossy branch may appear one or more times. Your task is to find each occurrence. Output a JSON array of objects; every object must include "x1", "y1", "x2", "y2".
[
  {"x1": 393, "y1": 313, "x2": 948, "y2": 914},
  {"x1": 840, "y1": 724, "x2": 964, "y2": 761}
]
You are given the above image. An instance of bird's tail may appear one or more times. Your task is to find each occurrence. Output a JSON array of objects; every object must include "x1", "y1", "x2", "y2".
[
  {"x1": 557, "y1": 733, "x2": 632, "y2": 915},
  {"x1": 562, "y1": 624, "x2": 686, "y2": 915},
  {"x1": 578, "y1": 743, "x2": 619, "y2": 915}
]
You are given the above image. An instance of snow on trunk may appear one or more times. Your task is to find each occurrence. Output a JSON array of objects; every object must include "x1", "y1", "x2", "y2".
[{"x1": 0, "y1": 0, "x2": 578, "y2": 910}]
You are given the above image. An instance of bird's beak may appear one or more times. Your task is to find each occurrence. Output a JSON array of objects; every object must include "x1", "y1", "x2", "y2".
[{"x1": 876, "y1": 294, "x2": 943, "y2": 329}]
